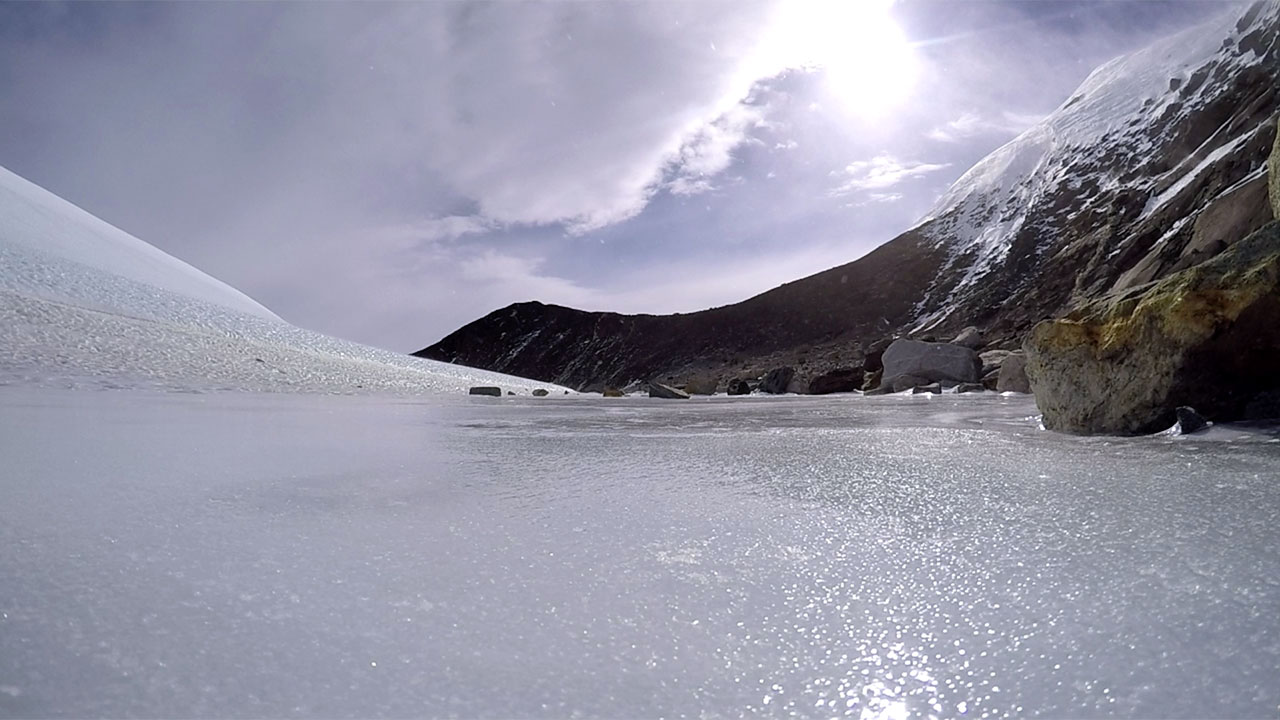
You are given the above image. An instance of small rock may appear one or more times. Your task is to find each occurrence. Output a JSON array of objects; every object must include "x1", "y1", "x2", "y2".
[
  {"x1": 912, "y1": 382, "x2": 942, "y2": 394},
  {"x1": 1174, "y1": 406, "x2": 1210, "y2": 434},
  {"x1": 468, "y1": 386, "x2": 502, "y2": 397},
  {"x1": 602, "y1": 387, "x2": 625, "y2": 397},
  {"x1": 956, "y1": 382, "x2": 986, "y2": 394},
  {"x1": 862, "y1": 368, "x2": 883, "y2": 392},
  {"x1": 726, "y1": 378, "x2": 753, "y2": 396},
  {"x1": 532, "y1": 389, "x2": 549, "y2": 397},
  {"x1": 982, "y1": 371, "x2": 1001, "y2": 391},
  {"x1": 647, "y1": 382, "x2": 690, "y2": 400},
  {"x1": 506, "y1": 391, "x2": 515, "y2": 395},
  {"x1": 951, "y1": 326, "x2": 986, "y2": 350},
  {"x1": 684, "y1": 377, "x2": 719, "y2": 395},
  {"x1": 759, "y1": 367, "x2": 795, "y2": 394}
]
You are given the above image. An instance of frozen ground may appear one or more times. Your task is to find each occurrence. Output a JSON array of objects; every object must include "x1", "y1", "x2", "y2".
[{"x1": 3, "y1": 388, "x2": 1280, "y2": 719}]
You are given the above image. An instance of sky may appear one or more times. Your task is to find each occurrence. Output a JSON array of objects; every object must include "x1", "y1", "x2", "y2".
[{"x1": 0, "y1": 0, "x2": 1239, "y2": 352}]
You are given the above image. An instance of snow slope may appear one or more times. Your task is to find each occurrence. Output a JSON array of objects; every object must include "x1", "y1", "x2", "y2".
[
  {"x1": 0, "y1": 165, "x2": 568, "y2": 395},
  {"x1": 913, "y1": 2, "x2": 1280, "y2": 327}
]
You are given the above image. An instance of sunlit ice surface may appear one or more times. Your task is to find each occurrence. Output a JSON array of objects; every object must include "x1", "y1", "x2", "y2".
[
  {"x1": 760, "y1": 0, "x2": 917, "y2": 119},
  {"x1": 3, "y1": 388, "x2": 1280, "y2": 718}
]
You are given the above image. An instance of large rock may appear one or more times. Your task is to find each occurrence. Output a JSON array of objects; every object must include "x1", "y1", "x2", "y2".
[
  {"x1": 726, "y1": 378, "x2": 753, "y2": 396},
  {"x1": 1025, "y1": 221, "x2": 1280, "y2": 434},
  {"x1": 880, "y1": 339, "x2": 981, "y2": 390},
  {"x1": 647, "y1": 382, "x2": 689, "y2": 399},
  {"x1": 759, "y1": 367, "x2": 795, "y2": 394},
  {"x1": 1270, "y1": 115, "x2": 1280, "y2": 218},
  {"x1": 996, "y1": 352, "x2": 1031, "y2": 393},
  {"x1": 808, "y1": 367, "x2": 865, "y2": 395},
  {"x1": 951, "y1": 326, "x2": 986, "y2": 350}
]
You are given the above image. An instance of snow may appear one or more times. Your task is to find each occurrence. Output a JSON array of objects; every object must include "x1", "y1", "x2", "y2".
[
  {"x1": 0, "y1": 165, "x2": 570, "y2": 396},
  {"x1": 3, "y1": 388, "x2": 1280, "y2": 718}
]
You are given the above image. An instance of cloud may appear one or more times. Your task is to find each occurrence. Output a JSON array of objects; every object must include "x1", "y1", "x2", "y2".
[
  {"x1": 666, "y1": 102, "x2": 767, "y2": 197},
  {"x1": 926, "y1": 110, "x2": 1045, "y2": 142},
  {"x1": 829, "y1": 155, "x2": 950, "y2": 196}
]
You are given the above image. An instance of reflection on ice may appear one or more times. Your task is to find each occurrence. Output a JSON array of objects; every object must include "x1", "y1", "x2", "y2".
[{"x1": 2, "y1": 389, "x2": 1280, "y2": 718}]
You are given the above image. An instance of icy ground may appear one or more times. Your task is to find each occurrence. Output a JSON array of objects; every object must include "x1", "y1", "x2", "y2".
[{"x1": 3, "y1": 388, "x2": 1280, "y2": 719}]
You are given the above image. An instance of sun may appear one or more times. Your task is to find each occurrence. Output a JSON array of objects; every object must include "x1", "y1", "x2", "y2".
[{"x1": 764, "y1": 0, "x2": 918, "y2": 118}]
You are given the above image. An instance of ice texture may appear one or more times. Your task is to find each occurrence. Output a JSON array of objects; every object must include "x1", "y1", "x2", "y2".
[
  {"x1": 0, "y1": 165, "x2": 568, "y2": 395},
  {"x1": 3, "y1": 389, "x2": 1280, "y2": 718}
]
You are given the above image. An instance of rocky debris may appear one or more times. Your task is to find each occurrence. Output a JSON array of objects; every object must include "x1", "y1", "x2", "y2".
[
  {"x1": 468, "y1": 386, "x2": 502, "y2": 397},
  {"x1": 956, "y1": 382, "x2": 986, "y2": 394},
  {"x1": 996, "y1": 353, "x2": 1032, "y2": 394},
  {"x1": 951, "y1": 326, "x2": 986, "y2": 350},
  {"x1": 759, "y1": 367, "x2": 795, "y2": 394},
  {"x1": 979, "y1": 350, "x2": 1013, "y2": 376},
  {"x1": 684, "y1": 377, "x2": 718, "y2": 395},
  {"x1": 602, "y1": 387, "x2": 625, "y2": 397},
  {"x1": 1270, "y1": 115, "x2": 1280, "y2": 217},
  {"x1": 1174, "y1": 406, "x2": 1210, "y2": 434},
  {"x1": 726, "y1": 378, "x2": 753, "y2": 396},
  {"x1": 532, "y1": 388, "x2": 549, "y2": 397},
  {"x1": 912, "y1": 382, "x2": 942, "y2": 394},
  {"x1": 647, "y1": 382, "x2": 690, "y2": 400},
  {"x1": 1025, "y1": 221, "x2": 1280, "y2": 434},
  {"x1": 881, "y1": 339, "x2": 982, "y2": 390},
  {"x1": 808, "y1": 367, "x2": 866, "y2": 395}
]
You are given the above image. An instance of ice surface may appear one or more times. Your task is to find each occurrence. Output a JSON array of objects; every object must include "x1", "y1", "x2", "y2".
[
  {"x1": 3, "y1": 388, "x2": 1280, "y2": 718},
  {"x1": 0, "y1": 165, "x2": 569, "y2": 396}
]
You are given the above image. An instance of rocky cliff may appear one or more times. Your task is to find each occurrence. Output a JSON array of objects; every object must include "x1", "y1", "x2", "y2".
[{"x1": 417, "y1": 3, "x2": 1279, "y2": 392}]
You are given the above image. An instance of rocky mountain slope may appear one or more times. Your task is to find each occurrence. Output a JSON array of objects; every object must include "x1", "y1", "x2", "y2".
[{"x1": 418, "y1": 3, "x2": 1279, "y2": 392}]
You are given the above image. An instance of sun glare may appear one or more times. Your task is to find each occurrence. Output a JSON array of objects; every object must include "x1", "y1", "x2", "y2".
[{"x1": 766, "y1": 0, "x2": 917, "y2": 118}]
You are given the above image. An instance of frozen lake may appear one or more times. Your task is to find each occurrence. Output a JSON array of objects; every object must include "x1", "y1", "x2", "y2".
[{"x1": 3, "y1": 388, "x2": 1280, "y2": 718}]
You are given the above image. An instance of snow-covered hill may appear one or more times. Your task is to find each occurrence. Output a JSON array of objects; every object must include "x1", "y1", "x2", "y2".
[{"x1": 0, "y1": 165, "x2": 567, "y2": 395}]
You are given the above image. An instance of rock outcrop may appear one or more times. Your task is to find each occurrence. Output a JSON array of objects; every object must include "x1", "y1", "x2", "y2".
[
  {"x1": 880, "y1": 339, "x2": 981, "y2": 390},
  {"x1": 1025, "y1": 221, "x2": 1280, "y2": 434},
  {"x1": 1270, "y1": 115, "x2": 1280, "y2": 217}
]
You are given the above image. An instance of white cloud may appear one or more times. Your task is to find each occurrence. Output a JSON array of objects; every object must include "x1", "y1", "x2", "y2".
[
  {"x1": 829, "y1": 154, "x2": 950, "y2": 196},
  {"x1": 926, "y1": 110, "x2": 1044, "y2": 142}
]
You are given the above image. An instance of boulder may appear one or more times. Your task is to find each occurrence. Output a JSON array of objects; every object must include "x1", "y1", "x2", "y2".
[
  {"x1": 890, "y1": 374, "x2": 932, "y2": 392},
  {"x1": 979, "y1": 350, "x2": 1013, "y2": 376},
  {"x1": 726, "y1": 378, "x2": 753, "y2": 396},
  {"x1": 1174, "y1": 406, "x2": 1210, "y2": 435},
  {"x1": 951, "y1": 326, "x2": 986, "y2": 350},
  {"x1": 647, "y1": 382, "x2": 690, "y2": 400},
  {"x1": 1270, "y1": 115, "x2": 1280, "y2": 218},
  {"x1": 1025, "y1": 221, "x2": 1280, "y2": 434},
  {"x1": 956, "y1": 382, "x2": 986, "y2": 394},
  {"x1": 468, "y1": 386, "x2": 502, "y2": 397},
  {"x1": 684, "y1": 377, "x2": 718, "y2": 395},
  {"x1": 808, "y1": 367, "x2": 865, "y2": 395},
  {"x1": 532, "y1": 388, "x2": 549, "y2": 397},
  {"x1": 912, "y1": 382, "x2": 942, "y2": 394},
  {"x1": 759, "y1": 367, "x2": 795, "y2": 394},
  {"x1": 602, "y1": 387, "x2": 625, "y2": 397},
  {"x1": 880, "y1": 339, "x2": 981, "y2": 390},
  {"x1": 996, "y1": 352, "x2": 1032, "y2": 394}
]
